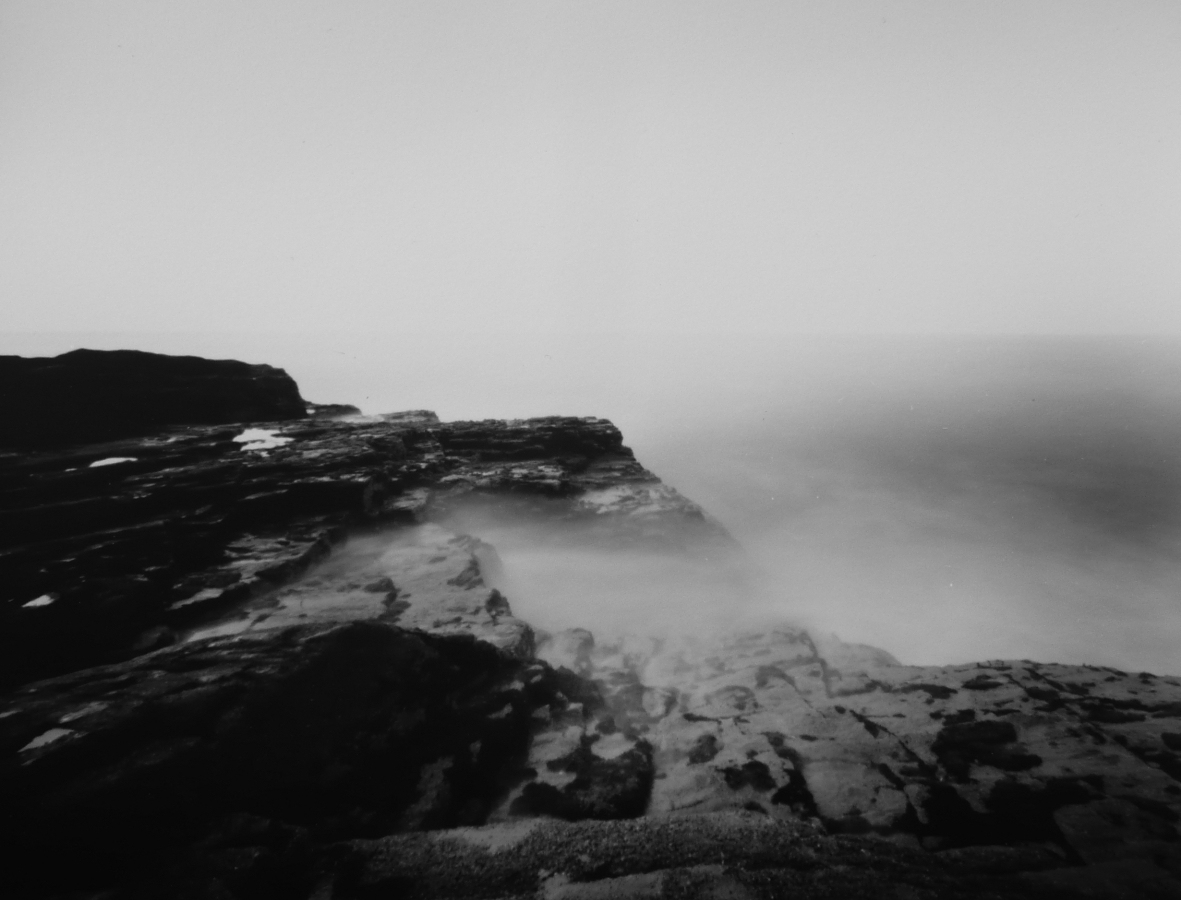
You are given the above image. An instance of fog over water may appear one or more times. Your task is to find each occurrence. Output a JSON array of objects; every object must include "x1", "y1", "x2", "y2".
[
  {"x1": 6, "y1": 331, "x2": 1181, "y2": 675},
  {"x1": 641, "y1": 336, "x2": 1181, "y2": 675}
]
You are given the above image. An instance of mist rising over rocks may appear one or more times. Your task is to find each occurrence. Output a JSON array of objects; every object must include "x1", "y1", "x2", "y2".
[{"x1": 4, "y1": 346, "x2": 1181, "y2": 898}]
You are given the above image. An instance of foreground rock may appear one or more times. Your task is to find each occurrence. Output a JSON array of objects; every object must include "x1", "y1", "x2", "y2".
[
  {"x1": 0, "y1": 621, "x2": 571, "y2": 898},
  {"x1": 521, "y1": 627, "x2": 1181, "y2": 897},
  {"x1": 15, "y1": 617, "x2": 1181, "y2": 898},
  {"x1": 345, "y1": 811, "x2": 1111, "y2": 899}
]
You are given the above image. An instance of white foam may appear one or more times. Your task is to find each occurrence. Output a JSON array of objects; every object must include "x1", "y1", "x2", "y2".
[{"x1": 22, "y1": 594, "x2": 55, "y2": 608}]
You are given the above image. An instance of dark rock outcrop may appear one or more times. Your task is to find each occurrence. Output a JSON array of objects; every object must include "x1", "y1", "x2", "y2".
[
  {"x1": 0, "y1": 348, "x2": 308, "y2": 447},
  {"x1": 0, "y1": 405, "x2": 721, "y2": 688},
  {"x1": 0, "y1": 621, "x2": 569, "y2": 898},
  {"x1": 3, "y1": 351, "x2": 1180, "y2": 899}
]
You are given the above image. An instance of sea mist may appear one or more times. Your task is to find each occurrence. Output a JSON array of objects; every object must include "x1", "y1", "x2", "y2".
[{"x1": 7, "y1": 331, "x2": 1181, "y2": 674}]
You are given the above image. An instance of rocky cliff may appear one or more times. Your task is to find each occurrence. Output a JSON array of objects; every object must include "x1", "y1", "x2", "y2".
[
  {"x1": 2, "y1": 353, "x2": 1181, "y2": 899},
  {"x1": 0, "y1": 348, "x2": 310, "y2": 447}
]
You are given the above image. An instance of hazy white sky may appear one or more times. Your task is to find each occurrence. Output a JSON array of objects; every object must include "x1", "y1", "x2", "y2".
[{"x1": 2, "y1": 1, "x2": 1180, "y2": 335}]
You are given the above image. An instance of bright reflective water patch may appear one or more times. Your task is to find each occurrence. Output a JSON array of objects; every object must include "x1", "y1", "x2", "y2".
[
  {"x1": 59, "y1": 702, "x2": 109, "y2": 723},
  {"x1": 22, "y1": 594, "x2": 55, "y2": 608},
  {"x1": 186, "y1": 618, "x2": 254, "y2": 642},
  {"x1": 233, "y1": 428, "x2": 293, "y2": 451},
  {"x1": 89, "y1": 457, "x2": 137, "y2": 468},
  {"x1": 20, "y1": 728, "x2": 76, "y2": 753}
]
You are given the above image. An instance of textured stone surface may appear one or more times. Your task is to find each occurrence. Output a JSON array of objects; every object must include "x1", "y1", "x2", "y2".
[
  {"x1": 509, "y1": 627, "x2": 1181, "y2": 897},
  {"x1": 343, "y1": 811, "x2": 1074, "y2": 899},
  {"x1": 186, "y1": 522, "x2": 535, "y2": 659}
]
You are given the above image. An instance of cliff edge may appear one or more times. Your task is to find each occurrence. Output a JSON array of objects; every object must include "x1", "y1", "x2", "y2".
[{"x1": 1, "y1": 351, "x2": 1179, "y2": 899}]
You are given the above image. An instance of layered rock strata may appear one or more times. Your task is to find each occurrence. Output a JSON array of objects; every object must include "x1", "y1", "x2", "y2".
[
  {"x1": 2, "y1": 376, "x2": 1181, "y2": 898},
  {"x1": 0, "y1": 408, "x2": 716, "y2": 687}
]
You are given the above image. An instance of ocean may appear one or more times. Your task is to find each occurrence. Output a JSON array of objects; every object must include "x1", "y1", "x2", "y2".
[{"x1": 5, "y1": 331, "x2": 1181, "y2": 675}]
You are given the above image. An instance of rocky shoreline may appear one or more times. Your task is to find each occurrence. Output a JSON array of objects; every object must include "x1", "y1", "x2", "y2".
[{"x1": 3, "y1": 352, "x2": 1181, "y2": 899}]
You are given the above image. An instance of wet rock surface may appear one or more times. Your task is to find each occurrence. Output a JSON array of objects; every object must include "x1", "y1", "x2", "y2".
[{"x1": 2, "y1": 355, "x2": 1180, "y2": 898}]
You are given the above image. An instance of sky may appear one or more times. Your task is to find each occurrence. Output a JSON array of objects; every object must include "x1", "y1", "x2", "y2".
[{"x1": 2, "y1": 0, "x2": 1180, "y2": 337}]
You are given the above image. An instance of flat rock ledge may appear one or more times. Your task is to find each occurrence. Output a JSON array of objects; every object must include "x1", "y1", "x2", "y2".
[{"x1": 2, "y1": 407, "x2": 1180, "y2": 899}]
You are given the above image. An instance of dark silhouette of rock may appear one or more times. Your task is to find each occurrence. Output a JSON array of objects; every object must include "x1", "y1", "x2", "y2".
[{"x1": 0, "y1": 348, "x2": 308, "y2": 447}]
